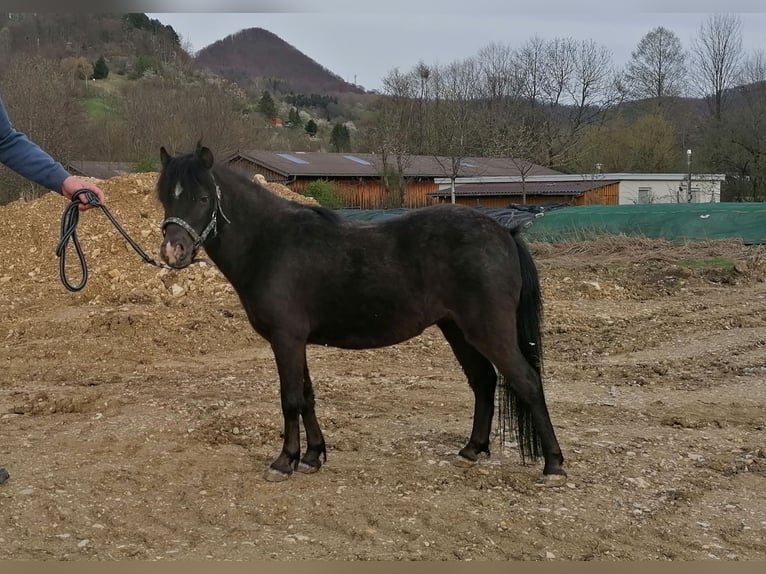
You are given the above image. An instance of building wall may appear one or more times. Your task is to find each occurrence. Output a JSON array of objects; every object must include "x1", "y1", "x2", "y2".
[
  {"x1": 436, "y1": 195, "x2": 578, "y2": 208},
  {"x1": 432, "y1": 183, "x2": 620, "y2": 208},
  {"x1": 290, "y1": 178, "x2": 438, "y2": 209},
  {"x1": 578, "y1": 182, "x2": 620, "y2": 205},
  {"x1": 618, "y1": 179, "x2": 721, "y2": 204}
]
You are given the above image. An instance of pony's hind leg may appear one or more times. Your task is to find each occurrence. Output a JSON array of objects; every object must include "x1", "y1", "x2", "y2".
[
  {"x1": 297, "y1": 361, "x2": 326, "y2": 474},
  {"x1": 498, "y1": 354, "x2": 566, "y2": 485},
  {"x1": 473, "y1": 334, "x2": 566, "y2": 485},
  {"x1": 453, "y1": 310, "x2": 566, "y2": 485},
  {"x1": 438, "y1": 320, "x2": 498, "y2": 466}
]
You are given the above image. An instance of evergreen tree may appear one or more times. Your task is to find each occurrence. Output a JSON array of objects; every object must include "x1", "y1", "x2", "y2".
[
  {"x1": 305, "y1": 119, "x2": 318, "y2": 137},
  {"x1": 288, "y1": 107, "x2": 303, "y2": 128},
  {"x1": 92, "y1": 55, "x2": 109, "y2": 80},
  {"x1": 258, "y1": 90, "x2": 277, "y2": 121},
  {"x1": 329, "y1": 122, "x2": 351, "y2": 152}
]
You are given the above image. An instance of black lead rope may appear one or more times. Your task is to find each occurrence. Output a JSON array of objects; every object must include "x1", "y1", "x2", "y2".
[{"x1": 56, "y1": 189, "x2": 166, "y2": 292}]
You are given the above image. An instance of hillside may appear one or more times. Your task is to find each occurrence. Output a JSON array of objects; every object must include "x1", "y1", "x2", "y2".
[
  {"x1": 193, "y1": 27, "x2": 366, "y2": 95},
  {"x1": 0, "y1": 13, "x2": 189, "y2": 73}
]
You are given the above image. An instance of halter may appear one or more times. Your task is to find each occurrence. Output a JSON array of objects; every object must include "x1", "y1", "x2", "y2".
[{"x1": 161, "y1": 172, "x2": 231, "y2": 249}]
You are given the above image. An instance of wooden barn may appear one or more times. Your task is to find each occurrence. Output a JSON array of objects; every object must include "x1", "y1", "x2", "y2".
[
  {"x1": 429, "y1": 180, "x2": 620, "y2": 207},
  {"x1": 223, "y1": 150, "x2": 561, "y2": 209}
]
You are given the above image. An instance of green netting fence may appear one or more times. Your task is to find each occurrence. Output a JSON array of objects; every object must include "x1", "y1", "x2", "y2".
[
  {"x1": 522, "y1": 203, "x2": 766, "y2": 244},
  {"x1": 335, "y1": 203, "x2": 766, "y2": 244}
]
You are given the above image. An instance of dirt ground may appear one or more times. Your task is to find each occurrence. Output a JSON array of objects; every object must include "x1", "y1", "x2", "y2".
[{"x1": 1, "y1": 174, "x2": 765, "y2": 561}]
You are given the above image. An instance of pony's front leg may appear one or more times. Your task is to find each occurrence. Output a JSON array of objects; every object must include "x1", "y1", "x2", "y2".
[{"x1": 264, "y1": 334, "x2": 306, "y2": 482}]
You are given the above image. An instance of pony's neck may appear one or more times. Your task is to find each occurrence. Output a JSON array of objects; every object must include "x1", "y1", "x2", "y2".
[{"x1": 202, "y1": 166, "x2": 281, "y2": 284}]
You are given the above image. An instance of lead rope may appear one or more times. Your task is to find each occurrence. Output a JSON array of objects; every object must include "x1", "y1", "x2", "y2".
[{"x1": 55, "y1": 189, "x2": 167, "y2": 292}]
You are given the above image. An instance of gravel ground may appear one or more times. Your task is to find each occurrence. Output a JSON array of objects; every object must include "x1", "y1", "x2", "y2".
[{"x1": 0, "y1": 175, "x2": 764, "y2": 560}]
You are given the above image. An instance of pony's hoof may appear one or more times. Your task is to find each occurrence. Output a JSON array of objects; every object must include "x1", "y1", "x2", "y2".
[
  {"x1": 535, "y1": 473, "x2": 567, "y2": 487},
  {"x1": 453, "y1": 455, "x2": 477, "y2": 468},
  {"x1": 263, "y1": 467, "x2": 291, "y2": 482},
  {"x1": 297, "y1": 462, "x2": 320, "y2": 474}
]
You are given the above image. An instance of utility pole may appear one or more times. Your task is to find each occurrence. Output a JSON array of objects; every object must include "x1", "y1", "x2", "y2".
[{"x1": 687, "y1": 149, "x2": 692, "y2": 203}]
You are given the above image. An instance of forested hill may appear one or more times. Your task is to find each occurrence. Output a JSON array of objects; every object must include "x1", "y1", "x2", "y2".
[
  {"x1": 193, "y1": 27, "x2": 366, "y2": 95},
  {"x1": 0, "y1": 13, "x2": 188, "y2": 72},
  {"x1": 0, "y1": 14, "x2": 361, "y2": 96}
]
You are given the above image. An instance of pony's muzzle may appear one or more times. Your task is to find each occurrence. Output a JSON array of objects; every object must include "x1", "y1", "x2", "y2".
[
  {"x1": 161, "y1": 241, "x2": 187, "y2": 268},
  {"x1": 160, "y1": 231, "x2": 195, "y2": 269}
]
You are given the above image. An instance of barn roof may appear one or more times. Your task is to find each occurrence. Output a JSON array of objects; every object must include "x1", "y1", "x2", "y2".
[
  {"x1": 225, "y1": 150, "x2": 562, "y2": 179},
  {"x1": 65, "y1": 161, "x2": 134, "y2": 180},
  {"x1": 428, "y1": 180, "x2": 619, "y2": 198}
]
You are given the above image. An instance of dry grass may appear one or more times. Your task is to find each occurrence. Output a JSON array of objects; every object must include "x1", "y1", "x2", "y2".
[{"x1": 530, "y1": 234, "x2": 750, "y2": 261}]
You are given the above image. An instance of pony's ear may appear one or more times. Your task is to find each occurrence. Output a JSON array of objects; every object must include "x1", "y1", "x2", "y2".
[
  {"x1": 160, "y1": 146, "x2": 170, "y2": 167},
  {"x1": 196, "y1": 145, "x2": 215, "y2": 169}
]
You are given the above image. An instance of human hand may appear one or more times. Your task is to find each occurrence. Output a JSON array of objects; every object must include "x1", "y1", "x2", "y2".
[{"x1": 60, "y1": 175, "x2": 106, "y2": 211}]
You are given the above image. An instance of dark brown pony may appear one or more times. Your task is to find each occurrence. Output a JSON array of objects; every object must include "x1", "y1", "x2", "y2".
[{"x1": 157, "y1": 144, "x2": 566, "y2": 485}]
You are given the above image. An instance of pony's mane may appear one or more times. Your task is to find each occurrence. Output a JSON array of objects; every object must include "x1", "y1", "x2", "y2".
[
  {"x1": 214, "y1": 162, "x2": 343, "y2": 224},
  {"x1": 158, "y1": 151, "x2": 343, "y2": 225},
  {"x1": 307, "y1": 203, "x2": 343, "y2": 224}
]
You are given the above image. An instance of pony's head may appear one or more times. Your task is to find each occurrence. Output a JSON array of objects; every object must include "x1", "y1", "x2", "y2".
[{"x1": 156, "y1": 142, "x2": 227, "y2": 269}]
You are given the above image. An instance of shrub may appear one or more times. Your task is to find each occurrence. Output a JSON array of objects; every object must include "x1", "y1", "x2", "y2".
[
  {"x1": 302, "y1": 180, "x2": 342, "y2": 208},
  {"x1": 133, "y1": 158, "x2": 157, "y2": 172}
]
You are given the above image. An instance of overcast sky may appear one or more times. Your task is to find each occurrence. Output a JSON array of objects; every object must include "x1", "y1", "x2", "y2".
[{"x1": 146, "y1": 1, "x2": 766, "y2": 92}]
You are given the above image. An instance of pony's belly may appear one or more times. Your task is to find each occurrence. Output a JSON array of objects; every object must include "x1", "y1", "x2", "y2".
[
  {"x1": 309, "y1": 316, "x2": 430, "y2": 350},
  {"x1": 310, "y1": 333, "x2": 422, "y2": 350}
]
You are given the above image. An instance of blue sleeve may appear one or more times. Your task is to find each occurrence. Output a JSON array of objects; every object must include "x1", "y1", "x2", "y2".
[{"x1": 0, "y1": 95, "x2": 71, "y2": 193}]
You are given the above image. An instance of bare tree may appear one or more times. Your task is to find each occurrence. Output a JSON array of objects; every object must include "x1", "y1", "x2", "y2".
[
  {"x1": 425, "y1": 58, "x2": 482, "y2": 203},
  {"x1": 484, "y1": 120, "x2": 540, "y2": 204},
  {"x1": 475, "y1": 43, "x2": 539, "y2": 203},
  {"x1": 513, "y1": 37, "x2": 547, "y2": 108},
  {"x1": 1, "y1": 56, "x2": 79, "y2": 159},
  {"x1": 721, "y1": 49, "x2": 766, "y2": 200},
  {"x1": 476, "y1": 42, "x2": 515, "y2": 106},
  {"x1": 532, "y1": 38, "x2": 620, "y2": 169},
  {"x1": 0, "y1": 55, "x2": 81, "y2": 202},
  {"x1": 118, "y1": 79, "x2": 185, "y2": 160},
  {"x1": 541, "y1": 38, "x2": 578, "y2": 110},
  {"x1": 369, "y1": 68, "x2": 421, "y2": 206},
  {"x1": 505, "y1": 37, "x2": 550, "y2": 167},
  {"x1": 690, "y1": 13, "x2": 743, "y2": 120},
  {"x1": 626, "y1": 26, "x2": 687, "y2": 100},
  {"x1": 568, "y1": 40, "x2": 618, "y2": 126},
  {"x1": 414, "y1": 60, "x2": 432, "y2": 152},
  {"x1": 117, "y1": 76, "x2": 259, "y2": 163},
  {"x1": 540, "y1": 37, "x2": 582, "y2": 168},
  {"x1": 739, "y1": 49, "x2": 766, "y2": 84}
]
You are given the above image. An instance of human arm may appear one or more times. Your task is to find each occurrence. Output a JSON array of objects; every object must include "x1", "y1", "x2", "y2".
[{"x1": 0, "y1": 96, "x2": 104, "y2": 209}]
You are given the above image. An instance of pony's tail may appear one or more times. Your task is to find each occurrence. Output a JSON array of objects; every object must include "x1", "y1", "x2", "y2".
[{"x1": 498, "y1": 229, "x2": 544, "y2": 463}]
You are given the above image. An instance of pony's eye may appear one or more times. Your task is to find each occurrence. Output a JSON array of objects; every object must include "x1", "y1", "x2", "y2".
[{"x1": 200, "y1": 195, "x2": 210, "y2": 204}]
